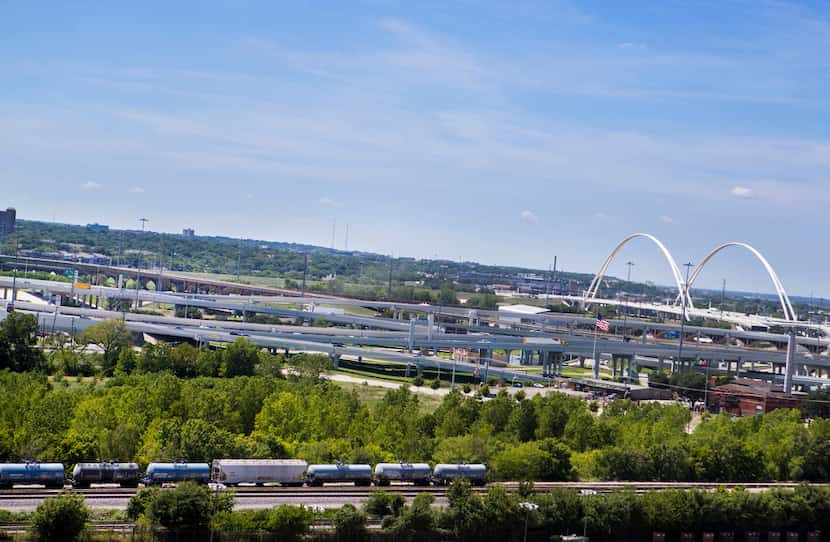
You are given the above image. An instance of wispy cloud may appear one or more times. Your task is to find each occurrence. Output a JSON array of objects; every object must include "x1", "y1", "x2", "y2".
[
  {"x1": 520, "y1": 210, "x2": 539, "y2": 224},
  {"x1": 319, "y1": 196, "x2": 341, "y2": 207},
  {"x1": 128, "y1": 186, "x2": 145, "y2": 194},
  {"x1": 617, "y1": 42, "x2": 646, "y2": 50},
  {"x1": 81, "y1": 181, "x2": 102, "y2": 190},
  {"x1": 731, "y1": 185, "x2": 754, "y2": 198},
  {"x1": 659, "y1": 215, "x2": 673, "y2": 224}
]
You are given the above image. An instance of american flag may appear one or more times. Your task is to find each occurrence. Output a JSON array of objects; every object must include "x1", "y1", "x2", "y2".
[{"x1": 595, "y1": 315, "x2": 610, "y2": 332}]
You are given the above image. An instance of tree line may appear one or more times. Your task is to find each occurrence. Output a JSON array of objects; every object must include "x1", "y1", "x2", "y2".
[{"x1": 22, "y1": 481, "x2": 830, "y2": 541}]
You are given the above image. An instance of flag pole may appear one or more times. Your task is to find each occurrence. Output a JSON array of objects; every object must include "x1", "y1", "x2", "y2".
[{"x1": 592, "y1": 315, "x2": 599, "y2": 379}]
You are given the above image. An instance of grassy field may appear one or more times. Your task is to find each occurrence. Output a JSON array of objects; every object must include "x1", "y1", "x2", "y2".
[{"x1": 330, "y1": 379, "x2": 444, "y2": 413}]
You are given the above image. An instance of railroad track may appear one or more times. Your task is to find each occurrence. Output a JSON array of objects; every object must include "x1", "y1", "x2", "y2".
[
  {"x1": 0, "y1": 521, "x2": 136, "y2": 534},
  {"x1": 0, "y1": 481, "x2": 816, "y2": 501}
]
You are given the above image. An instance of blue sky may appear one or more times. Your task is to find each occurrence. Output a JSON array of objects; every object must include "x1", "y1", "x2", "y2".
[{"x1": 2, "y1": 1, "x2": 829, "y2": 297}]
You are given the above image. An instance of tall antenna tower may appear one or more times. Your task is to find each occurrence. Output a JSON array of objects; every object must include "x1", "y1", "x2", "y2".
[{"x1": 344, "y1": 224, "x2": 349, "y2": 251}]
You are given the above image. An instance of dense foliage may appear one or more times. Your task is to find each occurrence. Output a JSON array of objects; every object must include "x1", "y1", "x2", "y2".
[
  {"x1": 29, "y1": 493, "x2": 90, "y2": 542},
  {"x1": 209, "y1": 481, "x2": 830, "y2": 541},
  {"x1": 2, "y1": 353, "x2": 830, "y2": 483}
]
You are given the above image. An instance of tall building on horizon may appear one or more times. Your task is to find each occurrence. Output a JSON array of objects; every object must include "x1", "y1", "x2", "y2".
[{"x1": 0, "y1": 208, "x2": 16, "y2": 234}]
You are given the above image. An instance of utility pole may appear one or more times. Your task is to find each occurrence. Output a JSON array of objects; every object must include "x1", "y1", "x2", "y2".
[
  {"x1": 721, "y1": 278, "x2": 726, "y2": 320},
  {"x1": 235, "y1": 240, "x2": 242, "y2": 282},
  {"x1": 676, "y1": 262, "x2": 694, "y2": 369},
  {"x1": 387, "y1": 255, "x2": 393, "y2": 299},
  {"x1": 301, "y1": 253, "x2": 309, "y2": 294},
  {"x1": 551, "y1": 255, "x2": 557, "y2": 296}
]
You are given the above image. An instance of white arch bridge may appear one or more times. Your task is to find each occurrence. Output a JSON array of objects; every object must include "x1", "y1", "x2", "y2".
[{"x1": 583, "y1": 233, "x2": 796, "y2": 321}]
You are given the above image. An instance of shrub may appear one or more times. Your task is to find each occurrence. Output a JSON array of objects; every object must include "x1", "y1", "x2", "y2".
[
  {"x1": 143, "y1": 482, "x2": 233, "y2": 529},
  {"x1": 430, "y1": 379, "x2": 441, "y2": 390},
  {"x1": 334, "y1": 504, "x2": 368, "y2": 542},
  {"x1": 412, "y1": 376, "x2": 424, "y2": 387},
  {"x1": 462, "y1": 384, "x2": 472, "y2": 394},
  {"x1": 29, "y1": 493, "x2": 90, "y2": 542},
  {"x1": 364, "y1": 491, "x2": 405, "y2": 518},
  {"x1": 127, "y1": 487, "x2": 161, "y2": 520},
  {"x1": 213, "y1": 506, "x2": 313, "y2": 541}
]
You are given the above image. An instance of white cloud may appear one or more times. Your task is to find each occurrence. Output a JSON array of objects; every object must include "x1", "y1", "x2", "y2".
[
  {"x1": 617, "y1": 42, "x2": 646, "y2": 50},
  {"x1": 731, "y1": 185, "x2": 754, "y2": 198},
  {"x1": 128, "y1": 186, "x2": 145, "y2": 193},
  {"x1": 319, "y1": 196, "x2": 340, "y2": 207},
  {"x1": 81, "y1": 181, "x2": 102, "y2": 190},
  {"x1": 520, "y1": 210, "x2": 539, "y2": 224},
  {"x1": 594, "y1": 212, "x2": 607, "y2": 219},
  {"x1": 659, "y1": 215, "x2": 673, "y2": 224}
]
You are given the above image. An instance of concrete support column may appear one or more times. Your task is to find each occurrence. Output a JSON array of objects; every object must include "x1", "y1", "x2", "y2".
[
  {"x1": 427, "y1": 313, "x2": 434, "y2": 341},
  {"x1": 329, "y1": 354, "x2": 340, "y2": 368},
  {"x1": 784, "y1": 329, "x2": 796, "y2": 395},
  {"x1": 503, "y1": 349, "x2": 512, "y2": 365},
  {"x1": 657, "y1": 357, "x2": 665, "y2": 373},
  {"x1": 537, "y1": 350, "x2": 544, "y2": 367},
  {"x1": 611, "y1": 356, "x2": 618, "y2": 379},
  {"x1": 579, "y1": 356, "x2": 585, "y2": 368}
]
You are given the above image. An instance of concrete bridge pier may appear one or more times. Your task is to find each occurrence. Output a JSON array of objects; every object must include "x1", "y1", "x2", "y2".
[
  {"x1": 579, "y1": 356, "x2": 585, "y2": 368},
  {"x1": 329, "y1": 353, "x2": 340, "y2": 368},
  {"x1": 553, "y1": 352, "x2": 563, "y2": 377},
  {"x1": 503, "y1": 349, "x2": 512, "y2": 365}
]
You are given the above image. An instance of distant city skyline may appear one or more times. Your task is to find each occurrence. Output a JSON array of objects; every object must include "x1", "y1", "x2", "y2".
[{"x1": 3, "y1": 2, "x2": 828, "y2": 297}]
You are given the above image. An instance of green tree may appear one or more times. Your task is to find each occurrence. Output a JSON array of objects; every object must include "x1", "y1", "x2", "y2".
[
  {"x1": 388, "y1": 493, "x2": 436, "y2": 542},
  {"x1": 438, "y1": 287, "x2": 459, "y2": 305},
  {"x1": 79, "y1": 319, "x2": 132, "y2": 375},
  {"x1": 443, "y1": 479, "x2": 486, "y2": 542},
  {"x1": 334, "y1": 504, "x2": 368, "y2": 542},
  {"x1": 29, "y1": 493, "x2": 90, "y2": 542},
  {"x1": 221, "y1": 338, "x2": 260, "y2": 377},
  {"x1": 145, "y1": 482, "x2": 232, "y2": 529},
  {"x1": 0, "y1": 313, "x2": 45, "y2": 372},
  {"x1": 213, "y1": 506, "x2": 313, "y2": 541},
  {"x1": 507, "y1": 399, "x2": 537, "y2": 442},
  {"x1": 127, "y1": 487, "x2": 161, "y2": 520}
]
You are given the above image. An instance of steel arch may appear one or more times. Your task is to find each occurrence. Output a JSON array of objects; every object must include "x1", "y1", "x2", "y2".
[
  {"x1": 584, "y1": 233, "x2": 690, "y2": 311},
  {"x1": 686, "y1": 242, "x2": 796, "y2": 321}
]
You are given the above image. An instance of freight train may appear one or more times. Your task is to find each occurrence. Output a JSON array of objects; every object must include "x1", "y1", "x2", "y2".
[{"x1": 0, "y1": 460, "x2": 487, "y2": 489}]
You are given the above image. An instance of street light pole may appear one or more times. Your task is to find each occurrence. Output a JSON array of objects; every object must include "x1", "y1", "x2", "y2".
[
  {"x1": 677, "y1": 262, "x2": 694, "y2": 369},
  {"x1": 622, "y1": 261, "x2": 634, "y2": 340},
  {"x1": 135, "y1": 218, "x2": 148, "y2": 310}
]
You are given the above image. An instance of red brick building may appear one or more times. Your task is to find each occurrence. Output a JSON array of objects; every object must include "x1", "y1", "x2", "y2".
[{"x1": 709, "y1": 380, "x2": 802, "y2": 416}]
